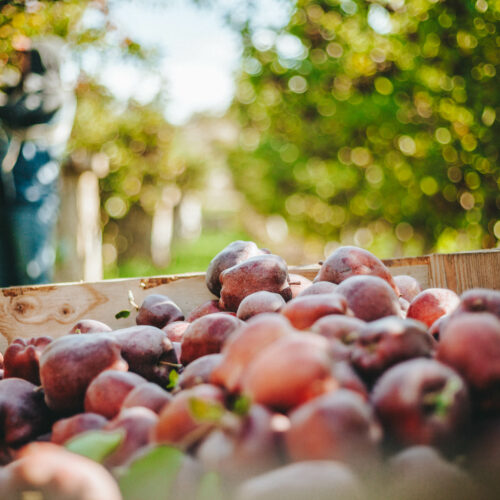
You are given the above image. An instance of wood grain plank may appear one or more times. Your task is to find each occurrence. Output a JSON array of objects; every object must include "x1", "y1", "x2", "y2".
[
  {"x1": 0, "y1": 249, "x2": 498, "y2": 349},
  {"x1": 429, "y1": 249, "x2": 500, "y2": 293}
]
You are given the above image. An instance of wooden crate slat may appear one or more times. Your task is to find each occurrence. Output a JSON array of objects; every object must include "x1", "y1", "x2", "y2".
[
  {"x1": 429, "y1": 249, "x2": 500, "y2": 293},
  {"x1": 0, "y1": 249, "x2": 498, "y2": 349}
]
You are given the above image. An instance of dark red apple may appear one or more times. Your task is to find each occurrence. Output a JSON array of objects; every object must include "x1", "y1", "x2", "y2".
[
  {"x1": 0, "y1": 378, "x2": 52, "y2": 447},
  {"x1": 336, "y1": 275, "x2": 402, "y2": 322},
  {"x1": 436, "y1": 312, "x2": 500, "y2": 413},
  {"x1": 39, "y1": 334, "x2": 128, "y2": 414},
  {"x1": 285, "y1": 389, "x2": 381, "y2": 466},
  {"x1": 298, "y1": 281, "x2": 338, "y2": 297},
  {"x1": 84, "y1": 370, "x2": 148, "y2": 419},
  {"x1": 236, "y1": 291, "x2": 286, "y2": 321},
  {"x1": 210, "y1": 313, "x2": 293, "y2": 393},
  {"x1": 112, "y1": 325, "x2": 178, "y2": 386},
  {"x1": 406, "y1": 288, "x2": 460, "y2": 328},
  {"x1": 178, "y1": 353, "x2": 224, "y2": 390},
  {"x1": 180, "y1": 313, "x2": 243, "y2": 365},
  {"x1": 241, "y1": 333, "x2": 336, "y2": 411},
  {"x1": 3, "y1": 336, "x2": 52, "y2": 385},
  {"x1": 136, "y1": 294, "x2": 184, "y2": 329},
  {"x1": 206, "y1": 240, "x2": 268, "y2": 297},
  {"x1": 69, "y1": 319, "x2": 112, "y2": 334},
  {"x1": 393, "y1": 275, "x2": 422, "y2": 302},
  {"x1": 316, "y1": 246, "x2": 399, "y2": 294},
  {"x1": 51, "y1": 412, "x2": 108, "y2": 445},
  {"x1": 121, "y1": 382, "x2": 172, "y2": 414},
  {"x1": 372, "y1": 358, "x2": 470, "y2": 449},
  {"x1": 350, "y1": 316, "x2": 434, "y2": 382},
  {"x1": 280, "y1": 293, "x2": 350, "y2": 330},
  {"x1": 219, "y1": 254, "x2": 292, "y2": 312}
]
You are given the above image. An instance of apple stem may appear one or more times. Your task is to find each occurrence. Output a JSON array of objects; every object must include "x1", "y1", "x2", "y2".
[
  {"x1": 128, "y1": 290, "x2": 140, "y2": 311},
  {"x1": 159, "y1": 361, "x2": 183, "y2": 368}
]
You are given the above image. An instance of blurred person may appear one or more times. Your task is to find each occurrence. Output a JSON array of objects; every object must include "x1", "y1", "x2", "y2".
[{"x1": 0, "y1": 37, "x2": 76, "y2": 286}]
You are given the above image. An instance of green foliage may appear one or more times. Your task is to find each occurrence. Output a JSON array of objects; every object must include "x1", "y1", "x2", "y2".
[
  {"x1": 69, "y1": 78, "x2": 178, "y2": 219},
  {"x1": 167, "y1": 368, "x2": 180, "y2": 390},
  {"x1": 196, "y1": 471, "x2": 224, "y2": 500},
  {"x1": 189, "y1": 397, "x2": 226, "y2": 422},
  {"x1": 104, "y1": 228, "x2": 252, "y2": 278},
  {"x1": 231, "y1": 395, "x2": 252, "y2": 416},
  {"x1": 228, "y1": 0, "x2": 500, "y2": 256},
  {"x1": 65, "y1": 430, "x2": 124, "y2": 463},
  {"x1": 118, "y1": 445, "x2": 185, "y2": 500},
  {"x1": 115, "y1": 309, "x2": 131, "y2": 319}
]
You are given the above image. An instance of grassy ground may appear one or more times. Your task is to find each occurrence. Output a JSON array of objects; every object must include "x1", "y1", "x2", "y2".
[{"x1": 105, "y1": 228, "x2": 253, "y2": 279}]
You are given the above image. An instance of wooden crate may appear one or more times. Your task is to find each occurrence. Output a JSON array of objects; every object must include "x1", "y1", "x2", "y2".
[{"x1": 0, "y1": 248, "x2": 499, "y2": 352}]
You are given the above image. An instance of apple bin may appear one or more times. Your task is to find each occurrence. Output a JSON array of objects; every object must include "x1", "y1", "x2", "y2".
[{"x1": 0, "y1": 247, "x2": 500, "y2": 500}]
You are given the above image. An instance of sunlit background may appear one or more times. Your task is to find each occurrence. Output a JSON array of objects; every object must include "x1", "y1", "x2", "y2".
[{"x1": 1, "y1": 0, "x2": 499, "y2": 283}]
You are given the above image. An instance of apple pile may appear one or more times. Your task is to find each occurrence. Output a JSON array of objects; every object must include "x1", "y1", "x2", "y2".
[{"x1": 1, "y1": 242, "x2": 500, "y2": 500}]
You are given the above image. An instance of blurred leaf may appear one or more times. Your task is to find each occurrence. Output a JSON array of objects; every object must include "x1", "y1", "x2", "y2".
[
  {"x1": 197, "y1": 471, "x2": 224, "y2": 500},
  {"x1": 118, "y1": 446, "x2": 185, "y2": 500},
  {"x1": 65, "y1": 430, "x2": 124, "y2": 463},
  {"x1": 115, "y1": 309, "x2": 131, "y2": 319},
  {"x1": 166, "y1": 369, "x2": 179, "y2": 390},
  {"x1": 189, "y1": 397, "x2": 225, "y2": 423},
  {"x1": 231, "y1": 395, "x2": 251, "y2": 416},
  {"x1": 226, "y1": 0, "x2": 500, "y2": 255}
]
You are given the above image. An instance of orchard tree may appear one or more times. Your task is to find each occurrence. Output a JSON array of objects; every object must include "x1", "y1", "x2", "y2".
[{"x1": 227, "y1": 0, "x2": 500, "y2": 257}]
